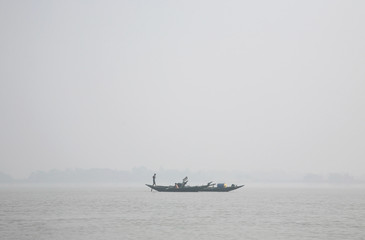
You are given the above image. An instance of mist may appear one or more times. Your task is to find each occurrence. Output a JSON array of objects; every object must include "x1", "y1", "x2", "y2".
[{"x1": 1, "y1": 1, "x2": 364, "y2": 179}]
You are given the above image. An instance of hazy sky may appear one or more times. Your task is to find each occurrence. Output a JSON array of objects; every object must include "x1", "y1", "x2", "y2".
[{"x1": 1, "y1": 0, "x2": 364, "y2": 178}]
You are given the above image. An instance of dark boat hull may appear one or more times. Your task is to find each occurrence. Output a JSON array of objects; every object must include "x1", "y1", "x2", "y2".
[{"x1": 146, "y1": 184, "x2": 244, "y2": 192}]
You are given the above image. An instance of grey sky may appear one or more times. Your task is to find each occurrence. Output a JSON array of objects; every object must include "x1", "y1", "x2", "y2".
[{"x1": 1, "y1": 0, "x2": 364, "y2": 178}]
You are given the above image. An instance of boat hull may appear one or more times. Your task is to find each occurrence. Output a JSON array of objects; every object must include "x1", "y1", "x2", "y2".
[{"x1": 146, "y1": 184, "x2": 244, "y2": 192}]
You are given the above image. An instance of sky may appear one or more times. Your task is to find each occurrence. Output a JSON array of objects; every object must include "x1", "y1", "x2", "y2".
[{"x1": 0, "y1": 0, "x2": 364, "y2": 179}]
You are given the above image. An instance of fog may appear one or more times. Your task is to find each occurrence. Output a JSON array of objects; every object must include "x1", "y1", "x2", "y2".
[{"x1": 1, "y1": 0, "x2": 364, "y2": 179}]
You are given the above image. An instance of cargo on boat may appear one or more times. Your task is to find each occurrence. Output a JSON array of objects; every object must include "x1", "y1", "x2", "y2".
[{"x1": 199, "y1": 183, "x2": 244, "y2": 192}]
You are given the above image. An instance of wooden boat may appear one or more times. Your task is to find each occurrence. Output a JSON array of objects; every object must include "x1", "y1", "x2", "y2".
[{"x1": 146, "y1": 177, "x2": 243, "y2": 192}]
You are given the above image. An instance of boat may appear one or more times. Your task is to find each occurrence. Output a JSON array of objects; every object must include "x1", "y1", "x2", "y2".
[{"x1": 146, "y1": 177, "x2": 244, "y2": 192}]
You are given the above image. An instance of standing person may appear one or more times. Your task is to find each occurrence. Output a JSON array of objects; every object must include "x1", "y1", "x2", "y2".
[
  {"x1": 151, "y1": 173, "x2": 156, "y2": 192},
  {"x1": 152, "y1": 173, "x2": 156, "y2": 186}
]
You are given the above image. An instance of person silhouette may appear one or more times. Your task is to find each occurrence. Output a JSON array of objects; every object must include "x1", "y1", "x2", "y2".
[
  {"x1": 151, "y1": 173, "x2": 156, "y2": 192},
  {"x1": 152, "y1": 173, "x2": 156, "y2": 186}
]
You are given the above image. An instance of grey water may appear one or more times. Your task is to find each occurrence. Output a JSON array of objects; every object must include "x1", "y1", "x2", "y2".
[{"x1": 1, "y1": 186, "x2": 364, "y2": 240}]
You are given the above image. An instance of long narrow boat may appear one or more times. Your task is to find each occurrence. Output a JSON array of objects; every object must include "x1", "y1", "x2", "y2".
[
  {"x1": 146, "y1": 177, "x2": 243, "y2": 192},
  {"x1": 146, "y1": 183, "x2": 244, "y2": 192}
]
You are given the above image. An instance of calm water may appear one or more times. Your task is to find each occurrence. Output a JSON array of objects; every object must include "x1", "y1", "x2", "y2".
[{"x1": 1, "y1": 186, "x2": 364, "y2": 240}]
